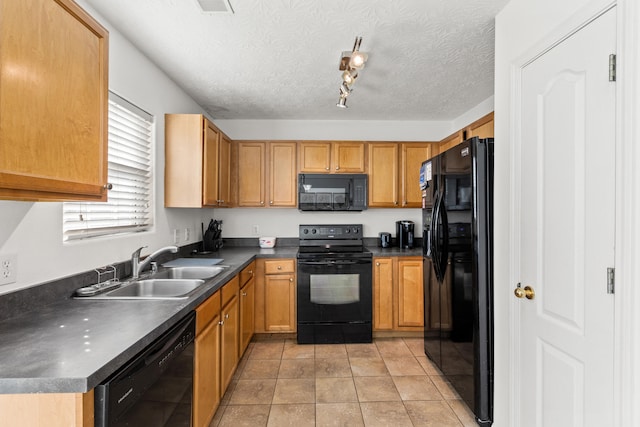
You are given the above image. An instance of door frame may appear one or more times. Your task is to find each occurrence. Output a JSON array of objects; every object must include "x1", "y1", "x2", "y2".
[{"x1": 504, "y1": 1, "x2": 640, "y2": 425}]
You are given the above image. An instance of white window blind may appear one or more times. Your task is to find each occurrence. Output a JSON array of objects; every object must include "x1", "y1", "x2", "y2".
[{"x1": 63, "y1": 93, "x2": 153, "y2": 241}]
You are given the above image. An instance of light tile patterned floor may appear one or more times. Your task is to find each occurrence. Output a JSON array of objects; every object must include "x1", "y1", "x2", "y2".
[{"x1": 210, "y1": 337, "x2": 477, "y2": 427}]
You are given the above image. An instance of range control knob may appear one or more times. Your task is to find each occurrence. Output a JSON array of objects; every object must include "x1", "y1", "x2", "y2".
[
  {"x1": 345, "y1": 228, "x2": 350, "y2": 234},
  {"x1": 311, "y1": 229, "x2": 317, "y2": 234},
  {"x1": 302, "y1": 228, "x2": 309, "y2": 234}
]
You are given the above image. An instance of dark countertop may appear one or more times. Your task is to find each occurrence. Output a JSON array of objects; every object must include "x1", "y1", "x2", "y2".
[{"x1": 0, "y1": 244, "x2": 419, "y2": 394}]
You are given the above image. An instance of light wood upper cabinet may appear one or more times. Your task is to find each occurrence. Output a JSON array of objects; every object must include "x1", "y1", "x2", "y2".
[
  {"x1": 439, "y1": 112, "x2": 494, "y2": 152},
  {"x1": 0, "y1": 0, "x2": 109, "y2": 202},
  {"x1": 368, "y1": 143, "x2": 399, "y2": 207},
  {"x1": 467, "y1": 112, "x2": 494, "y2": 139},
  {"x1": 165, "y1": 114, "x2": 232, "y2": 208},
  {"x1": 401, "y1": 143, "x2": 434, "y2": 208},
  {"x1": 299, "y1": 141, "x2": 365, "y2": 173},
  {"x1": 369, "y1": 142, "x2": 434, "y2": 208},
  {"x1": 202, "y1": 121, "x2": 220, "y2": 206},
  {"x1": 268, "y1": 142, "x2": 297, "y2": 207},
  {"x1": 237, "y1": 141, "x2": 296, "y2": 207},
  {"x1": 218, "y1": 134, "x2": 233, "y2": 207},
  {"x1": 237, "y1": 141, "x2": 265, "y2": 207}
]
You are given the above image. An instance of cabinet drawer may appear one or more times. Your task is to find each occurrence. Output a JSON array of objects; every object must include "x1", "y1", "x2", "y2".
[
  {"x1": 264, "y1": 259, "x2": 295, "y2": 275},
  {"x1": 196, "y1": 290, "x2": 220, "y2": 335},
  {"x1": 240, "y1": 261, "x2": 256, "y2": 287},
  {"x1": 222, "y1": 276, "x2": 240, "y2": 307}
]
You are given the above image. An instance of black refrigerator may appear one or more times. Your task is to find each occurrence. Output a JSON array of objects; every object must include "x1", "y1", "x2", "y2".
[{"x1": 421, "y1": 137, "x2": 493, "y2": 426}]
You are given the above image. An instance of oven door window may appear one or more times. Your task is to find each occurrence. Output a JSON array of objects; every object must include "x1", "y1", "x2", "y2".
[{"x1": 310, "y1": 274, "x2": 360, "y2": 305}]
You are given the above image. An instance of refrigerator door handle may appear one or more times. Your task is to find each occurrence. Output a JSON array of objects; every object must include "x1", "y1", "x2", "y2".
[
  {"x1": 438, "y1": 194, "x2": 449, "y2": 281},
  {"x1": 431, "y1": 190, "x2": 442, "y2": 282}
]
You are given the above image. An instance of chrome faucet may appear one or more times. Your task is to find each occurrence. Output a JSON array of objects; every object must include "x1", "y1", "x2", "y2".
[{"x1": 131, "y1": 245, "x2": 178, "y2": 279}]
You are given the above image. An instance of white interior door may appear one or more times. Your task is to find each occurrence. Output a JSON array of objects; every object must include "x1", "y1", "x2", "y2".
[{"x1": 516, "y1": 7, "x2": 616, "y2": 427}]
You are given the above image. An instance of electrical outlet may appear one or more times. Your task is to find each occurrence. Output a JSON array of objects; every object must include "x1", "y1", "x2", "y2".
[
  {"x1": 0, "y1": 254, "x2": 17, "y2": 285},
  {"x1": 184, "y1": 228, "x2": 190, "y2": 241},
  {"x1": 252, "y1": 224, "x2": 259, "y2": 235},
  {"x1": 173, "y1": 229, "x2": 179, "y2": 244}
]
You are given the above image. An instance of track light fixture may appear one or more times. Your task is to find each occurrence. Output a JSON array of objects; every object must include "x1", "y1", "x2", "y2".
[{"x1": 336, "y1": 36, "x2": 368, "y2": 108}]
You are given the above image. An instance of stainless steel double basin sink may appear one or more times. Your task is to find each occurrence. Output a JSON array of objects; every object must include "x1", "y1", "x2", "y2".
[{"x1": 84, "y1": 266, "x2": 226, "y2": 300}]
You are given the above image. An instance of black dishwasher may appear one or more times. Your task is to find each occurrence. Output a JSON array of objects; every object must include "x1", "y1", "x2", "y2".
[{"x1": 95, "y1": 312, "x2": 195, "y2": 427}]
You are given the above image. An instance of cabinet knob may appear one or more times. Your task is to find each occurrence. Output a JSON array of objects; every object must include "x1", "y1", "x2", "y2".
[
  {"x1": 103, "y1": 183, "x2": 113, "y2": 190},
  {"x1": 335, "y1": 166, "x2": 340, "y2": 171},
  {"x1": 248, "y1": 270, "x2": 253, "y2": 275},
  {"x1": 376, "y1": 262, "x2": 380, "y2": 266},
  {"x1": 325, "y1": 167, "x2": 330, "y2": 171},
  {"x1": 225, "y1": 313, "x2": 229, "y2": 319},
  {"x1": 242, "y1": 291, "x2": 247, "y2": 296},
  {"x1": 269, "y1": 200, "x2": 273, "y2": 205},
  {"x1": 219, "y1": 320, "x2": 224, "y2": 326},
  {"x1": 260, "y1": 201, "x2": 264, "y2": 205},
  {"x1": 289, "y1": 278, "x2": 293, "y2": 282}
]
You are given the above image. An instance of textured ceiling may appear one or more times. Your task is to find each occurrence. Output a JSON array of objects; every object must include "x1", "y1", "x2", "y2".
[{"x1": 83, "y1": 0, "x2": 509, "y2": 121}]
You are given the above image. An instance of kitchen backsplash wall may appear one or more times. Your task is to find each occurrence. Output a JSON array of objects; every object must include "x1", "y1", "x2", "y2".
[{"x1": 214, "y1": 208, "x2": 423, "y2": 238}]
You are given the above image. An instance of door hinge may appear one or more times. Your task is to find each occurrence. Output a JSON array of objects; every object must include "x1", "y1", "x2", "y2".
[
  {"x1": 607, "y1": 267, "x2": 615, "y2": 294},
  {"x1": 609, "y1": 54, "x2": 616, "y2": 82}
]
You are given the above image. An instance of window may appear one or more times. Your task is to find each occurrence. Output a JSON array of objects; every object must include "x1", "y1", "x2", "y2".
[{"x1": 63, "y1": 93, "x2": 153, "y2": 241}]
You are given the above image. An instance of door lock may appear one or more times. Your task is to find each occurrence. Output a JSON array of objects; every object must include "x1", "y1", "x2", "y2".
[{"x1": 514, "y1": 283, "x2": 535, "y2": 300}]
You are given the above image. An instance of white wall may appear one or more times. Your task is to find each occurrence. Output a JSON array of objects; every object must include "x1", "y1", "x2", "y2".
[
  {"x1": 0, "y1": 3, "x2": 214, "y2": 295},
  {"x1": 493, "y1": 0, "x2": 622, "y2": 425}
]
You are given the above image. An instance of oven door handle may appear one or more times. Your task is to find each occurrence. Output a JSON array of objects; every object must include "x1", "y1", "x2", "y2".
[{"x1": 298, "y1": 259, "x2": 369, "y2": 266}]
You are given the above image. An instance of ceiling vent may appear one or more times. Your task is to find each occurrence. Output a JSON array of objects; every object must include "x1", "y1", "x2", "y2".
[{"x1": 196, "y1": 0, "x2": 234, "y2": 14}]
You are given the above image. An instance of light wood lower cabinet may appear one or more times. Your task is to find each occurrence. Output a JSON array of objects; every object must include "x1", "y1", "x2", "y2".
[
  {"x1": 0, "y1": 391, "x2": 94, "y2": 427},
  {"x1": 254, "y1": 258, "x2": 296, "y2": 333},
  {"x1": 220, "y1": 276, "x2": 239, "y2": 392},
  {"x1": 239, "y1": 262, "x2": 256, "y2": 355},
  {"x1": 194, "y1": 290, "x2": 221, "y2": 427},
  {"x1": 373, "y1": 256, "x2": 424, "y2": 331}
]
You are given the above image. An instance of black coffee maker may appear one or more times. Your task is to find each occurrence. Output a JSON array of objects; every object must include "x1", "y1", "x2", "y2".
[{"x1": 396, "y1": 220, "x2": 415, "y2": 249}]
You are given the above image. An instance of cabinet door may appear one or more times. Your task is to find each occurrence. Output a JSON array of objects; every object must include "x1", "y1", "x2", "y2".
[
  {"x1": 396, "y1": 258, "x2": 424, "y2": 328},
  {"x1": 466, "y1": 112, "x2": 494, "y2": 139},
  {"x1": 268, "y1": 142, "x2": 297, "y2": 207},
  {"x1": 439, "y1": 130, "x2": 464, "y2": 153},
  {"x1": 298, "y1": 142, "x2": 331, "y2": 172},
  {"x1": 237, "y1": 141, "x2": 266, "y2": 207},
  {"x1": 202, "y1": 120, "x2": 220, "y2": 207},
  {"x1": 333, "y1": 142, "x2": 366, "y2": 173},
  {"x1": 401, "y1": 143, "x2": 433, "y2": 208},
  {"x1": 368, "y1": 144, "x2": 399, "y2": 207},
  {"x1": 373, "y1": 258, "x2": 394, "y2": 330},
  {"x1": 193, "y1": 315, "x2": 220, "y2": 427},
  {"x1": 0, "y1": 0, "x2": 109, "y2": 202},
  {"x1": 217, "y1": 134, "x2": 233, "y2": 207},
  {"x1": 264, "y1": 274, "x2": 296, "y2": 332},
  {"x1": 220, "y1": 295, "x2": 239, "y2": 392},
  {"x1": 239, "y1": 277, "x2": 255, "y2": 356}
]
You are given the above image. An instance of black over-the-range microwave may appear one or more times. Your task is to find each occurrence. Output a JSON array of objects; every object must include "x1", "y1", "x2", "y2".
[{"x1": 298, "y1": 173, "x2": 368, "y2": 211}]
